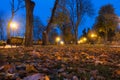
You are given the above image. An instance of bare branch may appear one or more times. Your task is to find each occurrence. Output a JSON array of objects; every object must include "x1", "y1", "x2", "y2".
[{"x1": 14, "y1": 0, "x2": 25, "y2": 14}]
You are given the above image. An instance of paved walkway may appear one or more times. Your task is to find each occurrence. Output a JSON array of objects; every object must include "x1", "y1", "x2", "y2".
[{"x1": 0, "y1": 45, "x2": 17, "y2": 48}]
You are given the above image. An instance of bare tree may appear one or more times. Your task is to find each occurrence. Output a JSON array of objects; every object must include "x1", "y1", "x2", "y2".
[
  {"x1": 67, "y1": 0, "x2": 94, "y2": 44},
  {"x1": 42, "y1": 0, "x2": 59, "y2": 45},
  {"x1": 33, "y1": 16, "x2": 45, "y2": 41},
  {"x1": 7, "y1": 0, "x2": 24, "y2": 40},
  {"x1": 24, "y1": 0, "x2": 35, "y2": 47}
]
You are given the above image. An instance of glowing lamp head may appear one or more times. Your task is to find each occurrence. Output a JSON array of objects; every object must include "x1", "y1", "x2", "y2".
[
  {"x1": 83, "y1": 37, "x2": 87, "y2": 41},
  {"x1": 60, "y1": 41, "x2": 64, "y2": 45},
  {"x1": 78, "y1": 41, "x2": 80, "y2": 44},
  {"x1": 91, "y1": 33, "x2": 97, "y2": 38},
  {"x1": 10, "y1": 22, "x2": 18, "y2": 30},
  {"x1": 78, "y1": 40, "x2": 82, "y2": 44},
  {"x1": 56, "y1": 37, "x2": 61, "y2": 42}
]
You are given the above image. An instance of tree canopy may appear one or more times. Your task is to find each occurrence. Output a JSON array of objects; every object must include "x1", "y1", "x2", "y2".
[{"x1": 93, "y1": 4, "x2": 119, "y2": 41}]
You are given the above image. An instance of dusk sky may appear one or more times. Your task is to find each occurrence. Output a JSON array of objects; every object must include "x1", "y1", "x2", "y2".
[{"x1": 0, "y1": 0, "x2": 120, "y2": 37}]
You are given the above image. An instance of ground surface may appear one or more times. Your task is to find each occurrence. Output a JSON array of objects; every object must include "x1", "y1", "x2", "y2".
[{"x1": 0, "y1": 45, "x2": 120, "y2": 80}]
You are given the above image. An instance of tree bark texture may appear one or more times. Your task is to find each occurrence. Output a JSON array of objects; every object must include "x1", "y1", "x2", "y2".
[
  {"x1": 42, "y1": 0, "x2": 59, "y2": 45},
  {"x1": 25, "y1": 0, "x2": 35, "y2": 47}
]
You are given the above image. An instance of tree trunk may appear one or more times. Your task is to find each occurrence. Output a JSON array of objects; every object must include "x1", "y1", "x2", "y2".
[
  {"x1": 105, "y1": 27, "x2": 108, "y2": 44},
  {"x1": 42, "y1": 31, "x2": 49, "y2": 45},
  {"x1": 25, "y1": 0, "x2": 35, "y2": 47},
  {"x1": 42, "y1": 0, "x2": 59, "y2": 45},
  {"x1": 74, "y1": 18, "x2": 80, "y2": 45},
  {"x1": 75, "y1": 29, "x2": 78, "y2": 44}
]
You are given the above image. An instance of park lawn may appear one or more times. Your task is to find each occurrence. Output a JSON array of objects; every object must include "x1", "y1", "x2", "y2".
[{"x1": 0, "y1": 45, "x2": 120, "y2": 80}]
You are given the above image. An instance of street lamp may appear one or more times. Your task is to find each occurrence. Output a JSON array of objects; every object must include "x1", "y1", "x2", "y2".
[
  {"x1": 60, "y1": 41, "x2": 64, "y2": 45},
  {"x1": 90, "y1": 33, "x2": 97, "y2": 38},
  {"x1": 83, "y1": 37, "x2": 87, "y2": 42},
  {"x1": 55, "y1": 37, "x2": 61, "y2": 45},
  {"x1": 78, "y1": 40, "x2": 82, "y2": 44},
  {"x1": 78, "y1": 37, "x2": 87, "y2": 44},
  {"x1": 10, "y1": 22, "x2": 18, "y2": 37},
  {"x1": 89, "y1": 33, "x2": 97, "y2": 44}
]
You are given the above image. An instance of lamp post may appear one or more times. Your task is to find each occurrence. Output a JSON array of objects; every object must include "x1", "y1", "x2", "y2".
[
  {"x1": 55, "y1": 37, "x2": 60, "y2": 45},
  {"x1": 10, "y1": 22, "x2": 18, "y2": 37},
  {"x1": 90, "y1": 33, "x2": 97, "y2": 44}
]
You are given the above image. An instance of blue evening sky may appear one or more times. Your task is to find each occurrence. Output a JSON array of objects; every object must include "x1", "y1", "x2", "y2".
[{"x1": 0, "y1": 0, "x2": 120, "y2": 37}]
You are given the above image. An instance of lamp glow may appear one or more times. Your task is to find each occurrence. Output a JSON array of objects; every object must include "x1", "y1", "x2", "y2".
[
  {"x1": 60, "y1": 41, "x2": 64, "y2": 45},
  {"x1": 83, "y1": 37, "x2": 87, "y2": 41},
  {"x1": 78, "y1": 40, "x2": 83, "y2": 44},
  {"x1": 78, "y1": 37, "x2": 87, "y2": 44},
  {"x1": 56, "y1": 37, "x2": 61, "y2": 42},
  {"x1": 91, "y1": 33, "x2": 97, "y2": 38},
  {"x1": 10, "y1": 21, "x2": 18, "y2": 37},
  {"x1": 10, "y1": 22, "x2": 18, "y2": 30}
]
